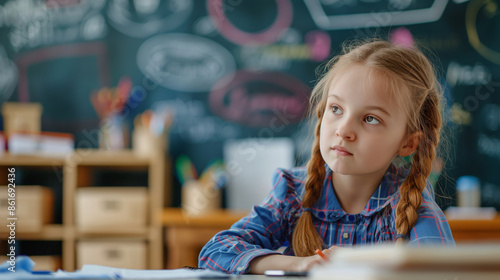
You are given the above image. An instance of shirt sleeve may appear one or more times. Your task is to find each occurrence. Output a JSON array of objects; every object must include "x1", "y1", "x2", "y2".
[
  {"x1": 198, "y1": 169, "x2": 291, "y2": 274},
  {"x1": 408, "y1": 180, "x2": 456, "y2": 246}
]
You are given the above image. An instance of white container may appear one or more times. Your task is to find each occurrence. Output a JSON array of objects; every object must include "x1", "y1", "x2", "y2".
[
  {"x1": 456, "y1": 176, "x2": 481, "y2": 208},
  {"x1": 224, "y1": 138, "x2": 294, "y2": 211},
  {"x1": 0, "y1": 186, "x2": 53, "y2": 232},
  {"x1": 77, "y1": 239, "x2": 146, "y2": 270},
  {"x1": 75, "y1": 187, "x2": 148, "y2": 231}
]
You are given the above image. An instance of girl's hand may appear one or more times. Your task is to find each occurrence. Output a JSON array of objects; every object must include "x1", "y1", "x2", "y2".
[
  {"x1": 293, "y1": 255, "x2": 324, "y2": 272},
  {"x1": 322, "y1": 245, "x2": 338, "y2": 258},
  {"x1": 293, "y1": 246, "x2": 338, "y2": 271},
  {"x1": 248, "y1": 246, "x2": 338, "y2": 274}
]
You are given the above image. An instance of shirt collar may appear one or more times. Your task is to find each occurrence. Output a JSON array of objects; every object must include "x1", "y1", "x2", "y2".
[{"x1": 306, "y1": 164, "x2": 408, "y2": 222}]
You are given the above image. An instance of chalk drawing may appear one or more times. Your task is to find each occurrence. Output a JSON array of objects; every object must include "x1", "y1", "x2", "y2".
[
  {"x1": 107, "y1": 0, "x2": 193, "y2": 38},
  {"x1": 304, "y1": 0, "x2": 448, "y2": 30},
  {"x1": 466, "y1": 0, "x2": 500, "y2": 64},
  {"x1": 0, "y1": 45, "x2": 17, "y2": 102},
  {"x1": 209, "y1": 70, "x2": 310, "y2": 127},
  {"x1": 137, "y1": 33, "x2": 236, "y2": 93},
  {"x1": 207, "y1": 0, "x2": 293, "y2": 45}
]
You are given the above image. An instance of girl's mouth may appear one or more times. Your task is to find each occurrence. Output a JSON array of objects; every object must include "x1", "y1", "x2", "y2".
[{"x1": 332, "y1": 146, "x2": 353, "y2": 156}]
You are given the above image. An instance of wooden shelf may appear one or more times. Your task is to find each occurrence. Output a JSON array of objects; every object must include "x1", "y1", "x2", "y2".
[
  {"x1": 76, "y1": 227, "x2": 150, "y2": 237},
  {"x1": 75, "y1": 236, "x2": 147, "y2": 242},
  {"x1": 0, "y1": 149, "x2": 169, "y2": 271},
  {"x1": 0, "y1": 153, "x2": 65, "y2": 166},
  {"x1": 64, "y1": 149, "x2": 167, "y2": 271},
  {"x1": 0, "y1": 224, "x2": 64, "y2": 240},
  {"x1": 68, "y1": 149, "x2": 151, "y2": 166},
  {"x1": 161, "y1": 207, "x2": 248, "y2": 227}
]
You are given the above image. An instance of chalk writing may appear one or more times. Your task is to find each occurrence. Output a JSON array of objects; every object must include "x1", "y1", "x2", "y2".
[
  {"x1": 107, "y1": 0, "x2": 193, "y2": 38},
  {"x1": 137, "y1": 33, "x2": 236, "y2": 93},
  {"x1": 209, "y1": 70, "x2": 310, "y2": 127}
]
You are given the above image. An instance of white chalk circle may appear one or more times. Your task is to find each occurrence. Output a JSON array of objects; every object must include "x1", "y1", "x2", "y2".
[
  {"x1": 0, "y1": 46, "x2": 17, "y2": 102},
  {"x1": 107, "y1": 0, "x2": 193, "y2": 38},
  {"x1": 81, "y1": 14, "x2": 107, "y2": 40},
  {"x1": 137, "y1": 33, "x2": 236, "y2": 93}
]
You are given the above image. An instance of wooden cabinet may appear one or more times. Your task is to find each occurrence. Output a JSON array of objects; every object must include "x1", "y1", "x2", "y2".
[
  {"x1": 161, "y1": 208, "x2": 248, "y2": 269},
  {"x1": 448, "y1": 215, "x2": 500, "y2": 243},
  {"x1": 0, "y1": 149, "x2": 170, "y2": 271}
]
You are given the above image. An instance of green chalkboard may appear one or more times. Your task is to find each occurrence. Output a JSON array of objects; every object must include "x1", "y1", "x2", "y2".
[{"x1": 0, "y1": 0, "x2": 499, "y2": 210}]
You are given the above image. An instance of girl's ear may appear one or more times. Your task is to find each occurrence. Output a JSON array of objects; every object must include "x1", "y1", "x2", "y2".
[{"x1": 398, "y1": 132, "x2": 422, "y2": 157}]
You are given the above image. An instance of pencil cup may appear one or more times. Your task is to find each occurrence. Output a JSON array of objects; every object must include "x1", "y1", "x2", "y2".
[
  {"x1": 132, "y1": 126, "x2": 167, "y2": 158},
  {"x1": 181, "y1": 180, "x2": 221, "y2": 216},
  {"x1": 99, "y1": 114, "x2": 127, "y2": 150}
]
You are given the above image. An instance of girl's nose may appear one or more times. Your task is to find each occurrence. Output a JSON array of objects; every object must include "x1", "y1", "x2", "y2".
[{"x1": 335, "y1": 119, "x2": 356, "y2": 141}]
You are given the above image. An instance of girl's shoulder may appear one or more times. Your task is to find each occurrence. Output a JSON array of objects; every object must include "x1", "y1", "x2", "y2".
[
  {"x1": 273, "y1": 166, "x2": 308, "y2": 185},
  {"x1": 387, "y1": 165, "x2": 441, "y2": 212},
  {"x1": 270, "y1": 166, "x2": 308, "y2": 200}
]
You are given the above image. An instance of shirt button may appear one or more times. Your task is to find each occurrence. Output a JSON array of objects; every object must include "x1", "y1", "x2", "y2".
[
  {"x1": 343, "y1": 232, "x2": 349, "y2": 239},
  {"x1": 318, "y1": 212, "x2": 325, "y2": 219},
  {"x1": 348, "y1": 215, "x2": 356, "y2": 222}
]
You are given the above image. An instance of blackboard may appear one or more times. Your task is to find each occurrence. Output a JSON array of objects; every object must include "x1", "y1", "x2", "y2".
[{"x1": 0, "y1": 0, "x2": 499, "y2": 210}]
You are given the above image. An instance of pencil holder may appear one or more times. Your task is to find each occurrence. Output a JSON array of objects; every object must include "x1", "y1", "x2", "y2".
[
  {"x1": 99, "y1": 114, "x2": 127, "y2": 150},
  {"x1": 132, "y1": 126, "x2": 167, "y2": 158},
  {"x1": 181, "y1": 180, "x2": 221, "y2": 216}
]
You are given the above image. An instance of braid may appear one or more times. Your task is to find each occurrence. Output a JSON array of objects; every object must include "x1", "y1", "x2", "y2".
[
  {"x1": 396, "y1": 89, "x2": 441, "y2": 243},
  {"x1": 292, "y1": 105, "x2": 326, "y2": 256}
]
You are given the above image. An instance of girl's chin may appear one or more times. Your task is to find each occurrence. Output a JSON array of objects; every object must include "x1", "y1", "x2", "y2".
[{"x1": 327, "y1": 163, "x2": 353, "y2": 175}]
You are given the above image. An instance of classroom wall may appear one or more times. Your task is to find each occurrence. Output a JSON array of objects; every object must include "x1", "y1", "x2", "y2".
[{"x1": 0, "y1": 0, "x2": 499, "y2": 209}]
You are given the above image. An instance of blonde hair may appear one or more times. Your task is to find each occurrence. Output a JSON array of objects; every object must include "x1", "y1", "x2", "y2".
[{"x1": 292, "y1": 39, "x2": 443, "y2": 256}]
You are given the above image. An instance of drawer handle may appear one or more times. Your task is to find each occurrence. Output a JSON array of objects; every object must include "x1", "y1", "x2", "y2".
[
  {"x1": 103, "y1": 200, "x2": 120, "y2": 210},
  {"x1": 106, "y1": 249, "x2": 122, "y2": 259}
]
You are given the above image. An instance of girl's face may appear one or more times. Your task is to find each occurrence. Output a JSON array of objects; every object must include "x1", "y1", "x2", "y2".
[{"x1": 320, "y1": 64, "x2": 410, "y2": 176}]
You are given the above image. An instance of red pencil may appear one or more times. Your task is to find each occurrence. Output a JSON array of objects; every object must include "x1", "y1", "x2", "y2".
[{"x1": 315, "y1": 249, "x2": 328, "y2": 261}]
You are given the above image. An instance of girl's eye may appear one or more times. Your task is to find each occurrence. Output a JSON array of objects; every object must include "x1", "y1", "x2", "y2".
[
  {"x1": 332, "y1": 106, "x2": 343, "y2": 115},
  {"x1": 365, "y1": 116, "x2": 380, "y2": 124}
]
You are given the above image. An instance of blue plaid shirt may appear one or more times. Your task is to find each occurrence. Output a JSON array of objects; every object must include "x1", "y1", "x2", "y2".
[{"x1": 199, "y1": 164, "x2": 455, "y2": 274}]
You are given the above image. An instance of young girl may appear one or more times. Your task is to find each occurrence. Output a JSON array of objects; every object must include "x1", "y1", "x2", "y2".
[{"x1": 199, "y1": 39, "x2": 455, "y2": 274}]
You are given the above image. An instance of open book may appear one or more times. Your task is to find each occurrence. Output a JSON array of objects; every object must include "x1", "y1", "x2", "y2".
[
  {"x1": 310, "y1": 243, "x2": 500, "y2": 280},
  {"x1": 78, "y1": 264, "x2": 229, "y2": 279}
]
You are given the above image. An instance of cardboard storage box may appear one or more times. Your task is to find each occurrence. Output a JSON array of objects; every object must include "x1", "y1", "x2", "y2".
[
  {"x1": 0, "y1": 255, "x2": 59, "y2": 271},
  {"x1": 75, "y1": 187, "x2": 148, "y2": 231},
  {"x1": 77, "y1": 239, "x2": 147, "y2": 270},
  {"x1": 31, "y1": 256, "x2": 61, "y2": 271},
  {"x1": 1, "y1": 102, "x2": 42, "y2": 135},
  {"x1": 0, "y1": 185, "x2": 53, "y2": 232}
]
